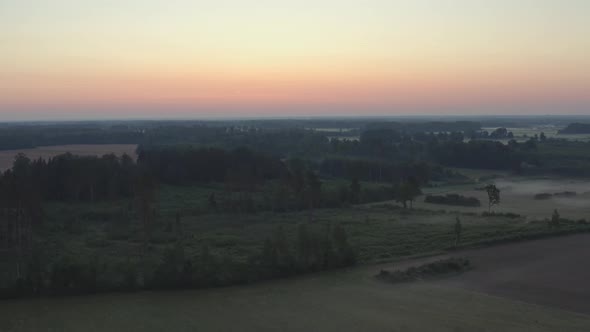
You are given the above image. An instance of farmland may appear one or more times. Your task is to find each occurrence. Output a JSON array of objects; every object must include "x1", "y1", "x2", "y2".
[
  {"x1": 436, "y1": 233, "x2": 590, "y2": 315},
  {"x1": 3, "y1": 0, "x2": 590, "y2": 328},
  {"x1": 0, "y1": 144, "x2": 137, "y2": 171},
  {"x1": 2, "y1": 234, "x2": 590, "y2": 332},
  {"x1": 12, "y1": 176, "x2": 590, "y2": 296},
  {"x1": 2, "y1": 119, "x2": 590, "y2": 331}
]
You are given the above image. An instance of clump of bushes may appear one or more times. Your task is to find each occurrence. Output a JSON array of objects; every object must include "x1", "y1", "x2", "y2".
[
  {"x1": 534, "y1": 193, "x2": 553, "y2": 200},
  {"x1": 425, "y1": 194, "x2": 481, "y2": 207},
  {"x1": 546, "y1": 209, "x2": 586, "y2": 228},
  {"x1": 376, "y1": 258, "x2": 471, "y2": 283},
  {"x1": 481, "y1": 211, "x2": 521, "y2": 219}
]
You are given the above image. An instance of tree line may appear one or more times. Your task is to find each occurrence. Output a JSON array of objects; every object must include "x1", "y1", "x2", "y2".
[
  {"x1": 3, "y1": 121, "x2": 585, "y2": 177},
  {"x1": 137, "y1": 145, "x2": 286, "y2": 185},
  {"x1": 1, "y1": 222, "x2": 355, "y2": 298}
]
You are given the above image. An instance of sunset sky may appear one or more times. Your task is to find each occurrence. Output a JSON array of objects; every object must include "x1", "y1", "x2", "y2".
[{"x1": 1, "y1": 0, "x2": 589, "y2": 120}]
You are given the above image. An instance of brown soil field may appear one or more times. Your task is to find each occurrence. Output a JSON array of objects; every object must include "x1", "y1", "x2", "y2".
[
  {"x1": 376, "y1": 233, "x2": 590, "y2": 315},
  {"x1": 0, "y1": 144, "x2": 137, "y2": 171}
]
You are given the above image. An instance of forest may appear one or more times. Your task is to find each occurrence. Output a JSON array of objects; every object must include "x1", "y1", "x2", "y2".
[{"x1": 2, "y1": 118, "x2": 590, "y2": 298}]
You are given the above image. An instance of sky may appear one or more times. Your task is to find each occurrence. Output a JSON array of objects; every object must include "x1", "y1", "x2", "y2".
[{"x1": 1, "y1": 0, "x2": 589, "y2": 120}]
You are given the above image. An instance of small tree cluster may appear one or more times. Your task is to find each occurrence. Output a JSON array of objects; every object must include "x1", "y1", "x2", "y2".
[
  {"x1": 393, "y1": 177, "x2": 422, "y2": 209},
  {"x1": 256, "y1": 224, "x2": 356, "y2": 277}
]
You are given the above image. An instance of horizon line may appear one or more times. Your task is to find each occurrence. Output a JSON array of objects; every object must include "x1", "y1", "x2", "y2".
[{"x1": 1, "y1": 113, "x2": 590, "y2": 124}]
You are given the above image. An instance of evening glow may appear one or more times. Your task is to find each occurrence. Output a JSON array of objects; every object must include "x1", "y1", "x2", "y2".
[{"x1": 1, "y1": 0, "x2": 589, "y2": 120}]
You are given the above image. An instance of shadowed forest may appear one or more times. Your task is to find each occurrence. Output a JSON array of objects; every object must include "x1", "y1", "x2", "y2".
[{"x1": 2, "y1": 117, "x2": 590, "y2": 299}]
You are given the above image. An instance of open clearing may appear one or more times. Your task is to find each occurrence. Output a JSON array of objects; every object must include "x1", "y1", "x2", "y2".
[
  {"x1": 416, "y1": 177, "x2": 590, "y2": 220},
  {"x1": 2, "y1": 235, "x2": 590, "y2": 332},
  {"x1": 0, "y1": 144, "x2": 137, "y2": 171}
]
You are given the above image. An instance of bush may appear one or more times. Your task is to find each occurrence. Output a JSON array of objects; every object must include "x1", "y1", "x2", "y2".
[
  {"x1": 377, "y1": 258, "x2": 471, "y2": 283},
  {"x1": 424, "y1": 194, "x2": 481, "y2": 207},
  {"x1": 481, "y1": 211, "x2": 521, "y2": 219},
  {"x1": 534, "y1": 193, "x2": 553, "y2": 200}
]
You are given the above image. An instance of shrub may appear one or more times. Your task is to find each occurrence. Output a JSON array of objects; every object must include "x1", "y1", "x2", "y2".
[
  {"x1": 481, "y1": 211, "x2": 521, "y2": 219},
  {"x1": 377, "y1": 258, "x2": 471, "y2": 283},
  {"x1": 534, "y1": 193, "x2": 553, "y2": 200}
]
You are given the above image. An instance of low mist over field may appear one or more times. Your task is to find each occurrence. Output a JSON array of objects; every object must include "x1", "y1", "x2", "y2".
[
  {"x1": 495, "y1": 179, "x2": 590, "y2": 196},
  {"x1": 418, "y1": 176, "x2": 590, "y2": 220}
]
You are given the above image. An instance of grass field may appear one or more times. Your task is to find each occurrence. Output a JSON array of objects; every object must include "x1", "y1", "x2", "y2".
[
  {"x1": 417, "y1": 176, "x2": 590, "y2": 220},
  {"x1": 482, "y1": 126, "x2": 590, "y2": 143},
  {"x1": 39, "y1": 184, "x2": 590, "y2": 279},
  {"x1": 13, "y1": 165, "x2": 590, "y2": 287},
  {"x1": 3, "y1": 166, "x2": 590, "y2": 330},
  {"x1": 2, "y1": 235, "x2": 590, "y2": 332},
  {"x1": 0, "y1": 144, "x2": 137, "y2": 171}
]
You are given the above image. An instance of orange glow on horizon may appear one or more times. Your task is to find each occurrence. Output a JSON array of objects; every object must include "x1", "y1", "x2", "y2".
[{"x1": 1, "y1": 1, "x2": 589, "y2": 118}]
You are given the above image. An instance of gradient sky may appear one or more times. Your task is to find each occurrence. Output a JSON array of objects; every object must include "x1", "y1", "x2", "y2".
[{"x1": 1, "y1": 0, "x2": 589, "y2": 120}]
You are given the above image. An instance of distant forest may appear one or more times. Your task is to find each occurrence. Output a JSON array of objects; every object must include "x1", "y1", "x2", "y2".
[{"x1": 558, "y1": 123, "x2": 590, "y2": 134}]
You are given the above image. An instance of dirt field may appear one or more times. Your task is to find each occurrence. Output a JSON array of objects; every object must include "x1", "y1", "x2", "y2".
[
  {"x1": 0, "y1": 144, "x2": 138, "y2": 171},
  {"x1": 376, "y1": 233, "x2": 590, "y2": 315},
  {"x1": 2, "y1": 235, "x2": 590, "y2": 332}
]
